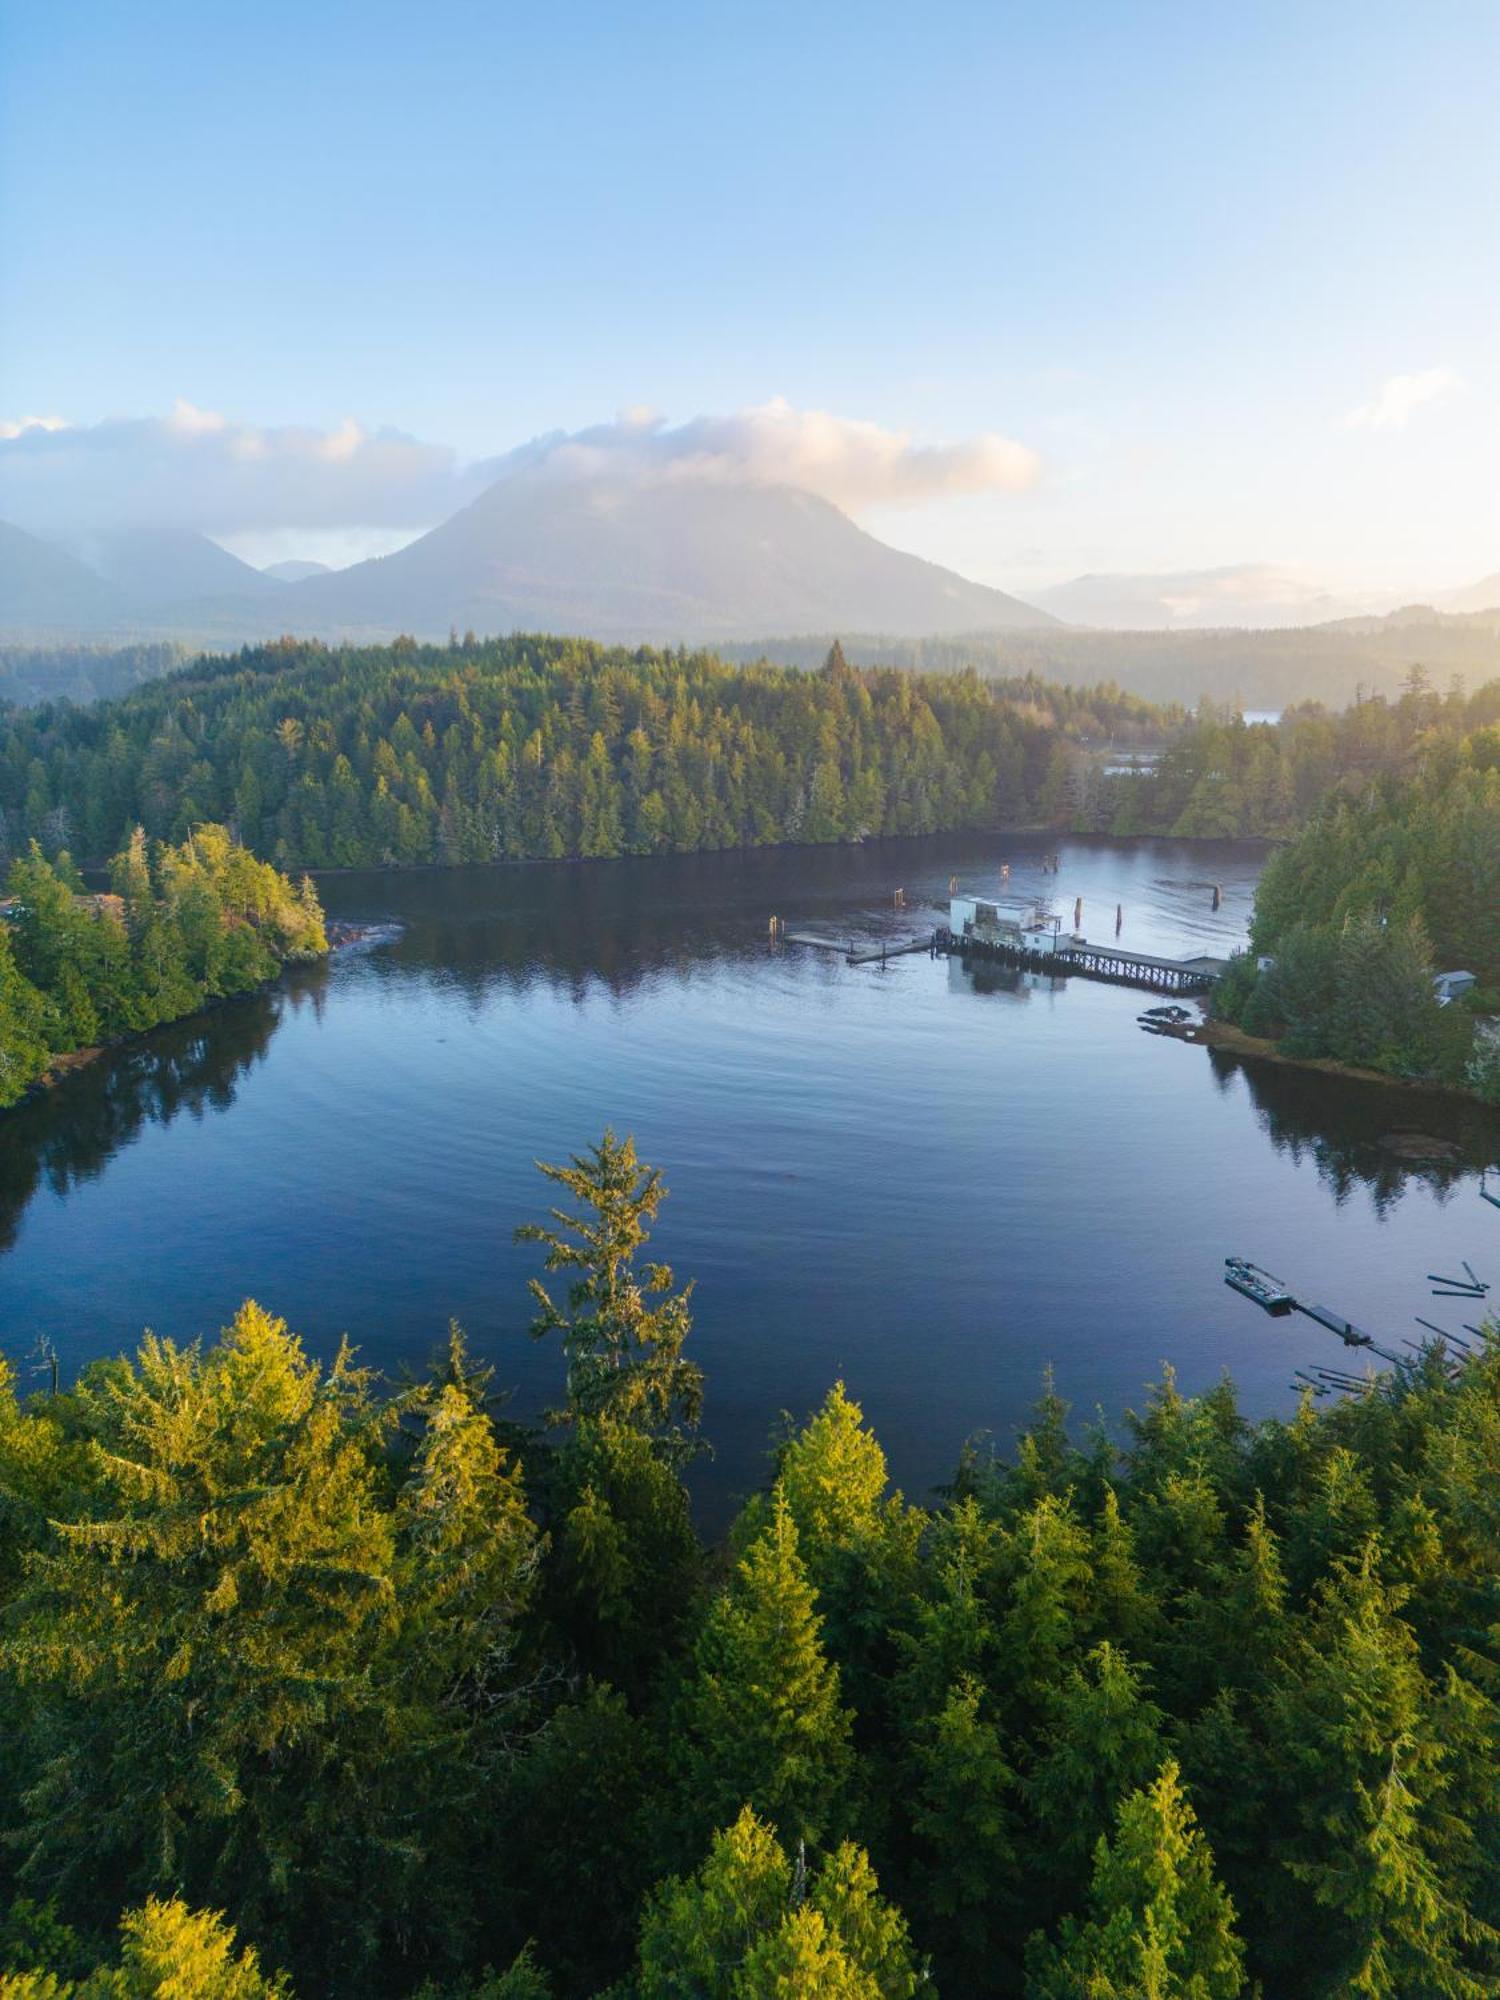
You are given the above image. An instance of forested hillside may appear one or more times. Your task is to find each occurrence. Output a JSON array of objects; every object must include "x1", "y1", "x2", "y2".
[
  {"x1": 1078, "y1": 668, "x2": 1500, "y2": 839},
  {"x1": 0, "y1": 636, "x2": 1172, "y2": 869},
  {"x1": 733, "y1": 609, "x2": 1500, "y2": 712},
  {"x1": 1210, "y1": 725, "x2": 1500, "y2": 1098},
  {"x1": 0, "y1": 824, "x2": 325, "y2": 1106},
  {"x1": 2, "y1": 640, "x2": 1500, "y2": 900},
  {"x1": 2, "y1": 1132, "x2": 1498, "y2": 1997},
  {"x1": 0, "y1": 641, "x2": 195, "y2": 710},
  {"x1": 6, "y1": 639, "x2": 1499, "y2": 881}
]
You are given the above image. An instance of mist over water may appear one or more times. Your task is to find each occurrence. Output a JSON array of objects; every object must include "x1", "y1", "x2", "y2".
[{"x1": 4, "y1": 833, "x2": 1497, "y2": 1526}]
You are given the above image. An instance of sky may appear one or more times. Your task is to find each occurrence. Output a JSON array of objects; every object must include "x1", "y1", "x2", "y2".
[{"x1": 1, "y1": 0, "x2": 1496, "y2": 597}]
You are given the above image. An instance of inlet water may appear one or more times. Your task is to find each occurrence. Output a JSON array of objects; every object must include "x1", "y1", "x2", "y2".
[{"x1": 3, "y1": 833, "x2": 1497, "y2": 1525}]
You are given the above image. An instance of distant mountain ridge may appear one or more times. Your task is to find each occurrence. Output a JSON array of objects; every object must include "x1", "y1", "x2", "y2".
[
  {"x1": 1032, "y1": 562, "x2": 1500, "y2": 630},
  {"x1": 67, "y1": 528, "x2": 281, "y2": 607},
  {"x1": 0, "y1": 471, "x2": 1055, "y2": 645},
  {"x1": 0, "y1": 521, "x2": 133, "y2": 630},
  {"x1": 1033, "y1": 564, "x2": 1399, "y2": 630},
  {"x1": 284, "y1": 472, "x2": 1055, "y2": 641},
  {"x1": 3, "y1": 475, "x2": 1497, "y2": 719},
  {"x1": 1440, "y1": 571, "x2": 1500, "y2": 615}
]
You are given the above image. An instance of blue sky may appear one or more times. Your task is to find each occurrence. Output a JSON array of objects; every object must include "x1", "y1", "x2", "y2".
[{"x1": 2, "y1": 0, "x2": 1496, "y2": 591}]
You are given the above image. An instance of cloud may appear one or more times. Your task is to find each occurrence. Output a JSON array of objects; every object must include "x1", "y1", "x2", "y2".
[
  {"x1": 0, "y1": 415, "x2": 69, "y2": 441},
  {"x1": 0, "y1": 403, "x2": 474, "y2": 536},
  {"x1": 1345, "y1": 366, "x2": 1465, "y2": 433},
  {"x1": 0, "y1": 398, "x2": 1041, "y2": 539},
  {"x1": 517, "y1": 399, "x2": 1043, "y2": 510}
]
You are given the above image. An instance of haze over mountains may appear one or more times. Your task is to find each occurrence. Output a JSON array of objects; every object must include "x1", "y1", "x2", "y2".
[
  {"x1": 1030, "y1": 564, "x2": 1500, "y2": 631},
  {"x1": 2, "y1": 447, "x2": 1497, "y2": 721},
  {"x1": 0, "y1": 465, "x2": 1054, "y2": 645},
  {"x1": 1031, "y1": 565, "x2": 1403, "y2": 632}
]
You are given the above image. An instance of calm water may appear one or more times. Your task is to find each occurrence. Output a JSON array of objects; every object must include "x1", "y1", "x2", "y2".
[{"x1": 4, "y1": 834, "x2": 1498, "y2": 1524}]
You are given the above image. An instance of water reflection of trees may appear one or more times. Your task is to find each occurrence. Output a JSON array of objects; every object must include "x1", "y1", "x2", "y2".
[
  {"x1": 345, "y1": 846, "x2": 958, "y2": 1010},
  {"x1": 0, "y1": 979, "x2": 317, "y2": 1252},
  {"x1": 1208, "y1": 1046, "x2": 1500, "y2": 1213}
]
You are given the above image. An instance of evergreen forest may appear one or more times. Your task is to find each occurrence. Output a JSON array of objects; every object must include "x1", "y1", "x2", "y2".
[
  {"x1": 0, "y1": 824, "x2": 326, "y2": 1107},
  {"x1": 0, "y1": 637, "x2": 1170, "y2": 870},
  {"x1": 1, "y1": 641, "x2": 1497, "y2": 877},
  {"x1": 1212, "y1": 722, "x2": 1500, "y2": 1097},
  {"x1": 2, "y1": 1132, "x2": 1499, "y2": 1998}
]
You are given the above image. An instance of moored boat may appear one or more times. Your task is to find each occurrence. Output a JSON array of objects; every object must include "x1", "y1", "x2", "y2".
[{"x1": 1224, "y1": 1257, "x2": 1295, "y2": 1315}]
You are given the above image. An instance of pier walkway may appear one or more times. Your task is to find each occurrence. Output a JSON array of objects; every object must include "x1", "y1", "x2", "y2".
[{"x1": 935, "y1": 926, "x2": 1226, "y2": 996}]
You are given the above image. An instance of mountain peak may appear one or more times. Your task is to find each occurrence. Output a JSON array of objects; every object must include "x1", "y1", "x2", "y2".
[{"x1": 288, "y1": 469, "x2": 1055, "y2": 641}]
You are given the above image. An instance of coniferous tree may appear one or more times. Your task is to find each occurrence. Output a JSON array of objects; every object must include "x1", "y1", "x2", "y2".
[
  {"x1": 0, "y1": 1896, "x2": 289, "y2": 1998},
  {"x1": 2, "y1": 1304, "x2": 537, "y2": 1993},
  {"x1": 0, "y1": 927, "x2": 50, "y2": 1107},
  {"x1": 1025, "y1": 1761, "x2": 1246, "y2": 2000},
  {"x1": 1263, "y1": 1547, "x2": 1499, "y2": 1999},
  {"x1": 634, "y1": 1808, "x2": 923, "y2": 2000},
  {"x1": 679, "y1": 1490, "x2": 852, "y2": 1846},
  {"x1": 517, "y1": 1131, "x2": 702, "y2": 1441}
]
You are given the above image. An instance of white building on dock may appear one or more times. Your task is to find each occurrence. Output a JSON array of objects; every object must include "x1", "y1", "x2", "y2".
[{"x1": 947, "y1": 894, "x2": 1066, "y2": 954}]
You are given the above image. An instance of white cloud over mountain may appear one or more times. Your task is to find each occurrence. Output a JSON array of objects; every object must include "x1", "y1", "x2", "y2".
[
  {"x1": 523, "y1": 400, "x2": 1043, "y2": 509},
  {"x1": 0, "y1": 401, "x2": 469, "y2": 534},
  {"x1": 0, "y1": 398, "x2": 1043, "y2": 538}
]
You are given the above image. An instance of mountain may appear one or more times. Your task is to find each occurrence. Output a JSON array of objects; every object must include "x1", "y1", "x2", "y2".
[
  {"x1": 1439, "y1": 571, "x2": 1500, "y2": 615},
  {"x1": 1031, "y1": 564, "x2": 1401, "y2": 631},
  {"x1": 286, "y1": 472, "x2": 1056, "y2": 640},
  {"x1": 263, "y1": 558, "x2": 333, "y2": 582},
  {"x1": 67, "y1": 529, "x2": 280, "y2": 609},
  {"x1": 0, "y1": 520, "x2": 133, "y2": 631}
]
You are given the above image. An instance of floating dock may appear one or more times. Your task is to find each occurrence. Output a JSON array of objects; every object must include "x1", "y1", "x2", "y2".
[
  {"x1": 846, "y1": 936, "x2": 933, "y2": 965},
  {"x1": 784, "y1": 930, "x2": 935, "y2": 966},
  {"x1": 783, "y1": 932, "x2": 850, "y2": 953},
  {"x1": 1301, "y1": 1304, "x2": 1380, "y2": 1349},
  {"x1": 936, "y1": 926, "x2": 1226, "y2": 996},
  {"x1": 1225, "y1": 1176, "x2": 1496, "y2": 1395},
  {"x1": 1224, "y1": 1257, "x2": 1407, "y2": 1367}
]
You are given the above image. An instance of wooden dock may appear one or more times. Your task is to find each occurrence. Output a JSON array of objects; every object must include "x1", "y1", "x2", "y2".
[
  {"x1": 847, "y1": 936, "x2": 933, "y2": 965},
  {"x1": 783, "y1": 930, "x2": 935, "y2": 966},
  {"x1": 1224, "y1": 1263, "x2": 1409, "y2": 1369},
  {"x1": 1301, "y1": 1303, "x2": 1386, "y2": 1352},
  {"x1": 786, "y1": 922, "x2": 1227, "y2": 989},
  {"x1": 935, "y1": 926, "x2": 1225, "y2": 996},
  {"x1": 783, "y1": 932, "x2": 849, "y2": 953}
]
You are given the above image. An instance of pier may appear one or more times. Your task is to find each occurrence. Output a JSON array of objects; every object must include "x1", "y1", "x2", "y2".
[
  {"x1": 1222, "y1": 1260, "x2": 1406, "y2": 1367},
  {"x1": 1222, "y1": 1188, "x2": 1500, "y2": 1392},
  {"x1": 783, "y1": 930, "x2": 936, "y2": 966},
  {"x1": 935, "y1": 926, "x2": 1226, "y2": 996}
]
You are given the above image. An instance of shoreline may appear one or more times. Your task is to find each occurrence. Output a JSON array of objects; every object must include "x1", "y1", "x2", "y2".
[
  {"x1": 47, "y1": 826, "x2": 1269, "y2": 884},
  {"x1": 298, "y1": 826, "x2": 1275, "y2": 878},
  {"x1": 1162, "y1": 1011, "x2": 1494, "y2": 1108},
  {"x1": 7, "y1": 923, "x2": 396, "y2": 1113}
]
